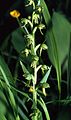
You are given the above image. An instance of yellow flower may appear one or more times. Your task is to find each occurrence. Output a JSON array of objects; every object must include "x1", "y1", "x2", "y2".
[
  {"x1": 10, "y1": 10, "x2": 20, "y2": 18},
  {"x1": 29, "y1": 86, "x2": 34, "y2": 93}
]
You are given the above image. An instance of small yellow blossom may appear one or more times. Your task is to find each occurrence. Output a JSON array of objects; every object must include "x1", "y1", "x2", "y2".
[
  {"x1": 29, "y1": 86, "x2": 34, "y2": 93},
  {"x1": 10, "y1": 10, "x2": 20, "y2": 18}
]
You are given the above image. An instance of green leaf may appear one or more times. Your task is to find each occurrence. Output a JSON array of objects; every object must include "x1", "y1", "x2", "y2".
[
  {"x1": 18, "y1": 107, "x2": 29, "y2": 120},
  {"x1": 0, "y1": 56, "x2": 14, "y2": 85},
  {"x1": 0, "y1": 113, "x2": 7, "y2": 120},
  {"x1": 20, "y1": 61, "x2": 30, "y2": 75},
  {"x1": 46, "y1": 28, "x2": 61, "y2": 96},
  {"x1": 45, "y1": 12, "x2": 71, "y2": 95},
  {"x1": 38, "y1": 97, "x2": 50, "y2": 120},
  {"x1": 40, "y1": 0, "x2": 51, "y2": 25},
  {"x1": 8, "y1": 89, "x2": 16, "y2": 107},
  {"x1": 18, "y1": 97, "x2": 28, "y2": 113},
  {"x1": 12, "y1": 28, "x2": 26, "y2": 53},
  {"x1": 3, "y1": 79, "x2": 31, "y2": 99},
  {"x1": 40, "y1": 66, "x2": 51, "y2": 83},
  {"x1": 0, "y1": 56, "x2": 16, "y2": 108},
  {"x1": 0, "y1": 36, "x2": 10, "y2": 51},
  {"x1": 52, "y1": 12, "x2": 71, "y2": 65},
  {"x1": 0, "y1": 102, "x2": 6, "y2": 115}
]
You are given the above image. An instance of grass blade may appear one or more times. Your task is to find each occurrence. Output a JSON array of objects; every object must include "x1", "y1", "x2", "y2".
[
  {"x1": 38, "y1": 96, "x2": 50, "y2": 120},
  {"x1": 18, "y1": 107, "x2": 29, "y2": 120},
  {"x1": 0, "y1": 56, "x2": 16, "y2": 109},
  {"x1": 17, "y1": 97, "x2": 28, "y2": 113},
  {"x1": 0, "y1": 113, "x2": 7, "y2": 120},
  {"x1": 40, "y1": 0, "x2": 51, "y2": 24}
]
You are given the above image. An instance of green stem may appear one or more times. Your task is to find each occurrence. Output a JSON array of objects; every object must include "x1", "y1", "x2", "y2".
[
  {"x1": 32, "y1": 65, "x2": 37, "y2": 120},
  {"x1": 32, "y1": 34, "x2": 37, "y2": 120},
  {"x1": 17, "y1": 18, "x2": 29, "y2": 34}
]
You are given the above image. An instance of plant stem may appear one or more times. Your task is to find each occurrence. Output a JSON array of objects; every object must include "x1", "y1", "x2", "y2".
[
  {"x1": 17, "y1": 18, "x2": 29, "y2": 34},
  {"x1": 32, "y1": 35, "x2": 37, "y2": 120}
]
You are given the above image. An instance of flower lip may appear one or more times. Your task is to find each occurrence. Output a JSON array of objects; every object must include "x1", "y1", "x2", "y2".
[{"x1": 10, "y1": 10, "x2": 20, "y2": 18}]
